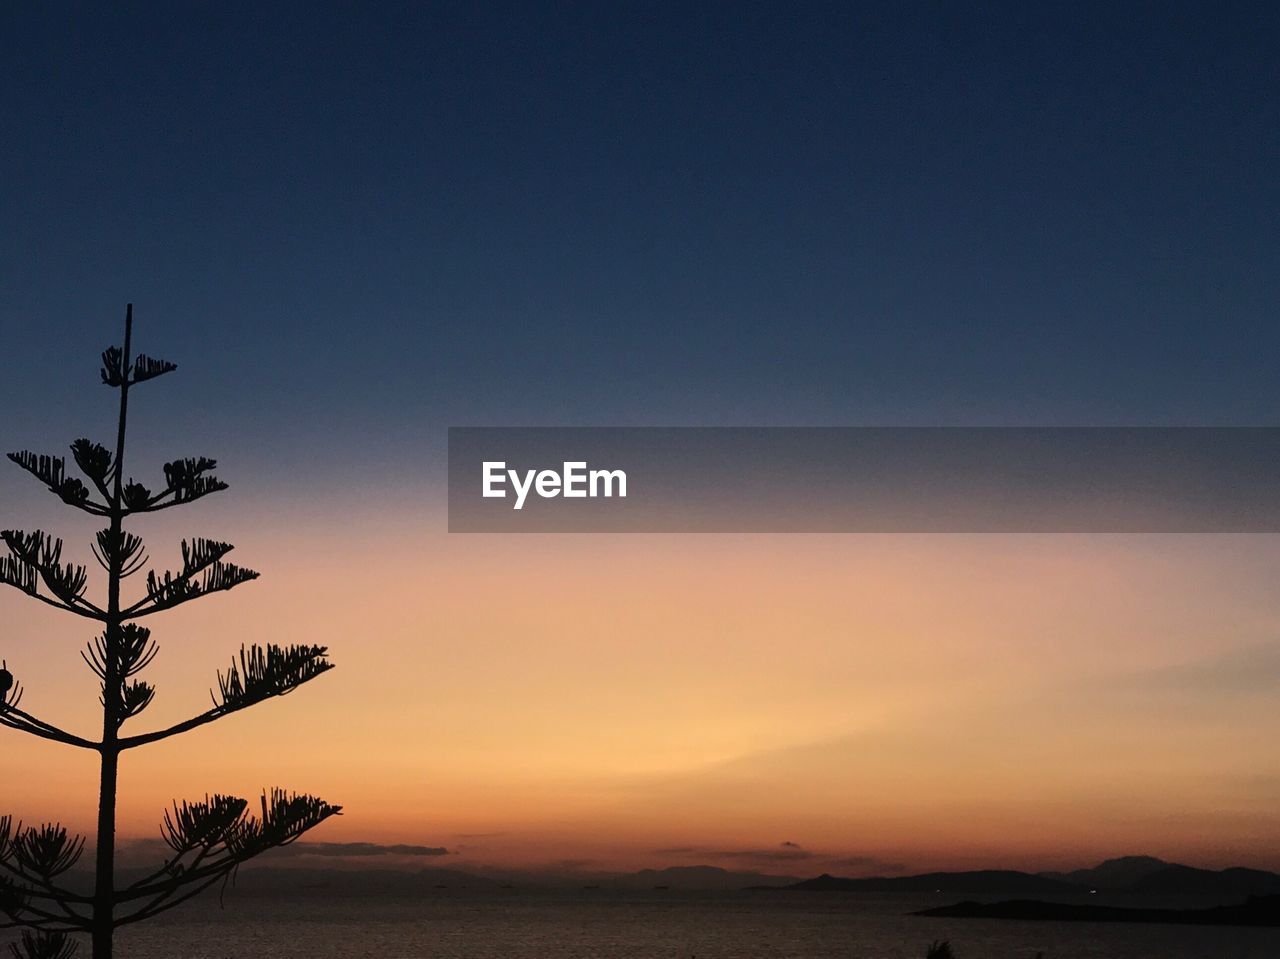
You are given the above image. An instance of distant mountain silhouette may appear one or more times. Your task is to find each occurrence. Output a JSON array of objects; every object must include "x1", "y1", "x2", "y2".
[
  {"x1": 767, "y1": 871, "x2": 1082, "y2": 895},
  {"x1": 768, "y1": 858, "x2": 1280, "y2": 898},
  {"x1": 1040, "y1": 855, "x2": 1170, "y2": 889},
  {"x1": 916, "y1": 894, "x2": 1280, "y2": 927},
  {"x1": 1042, "y1": 857, "x2": 1280, "y2": 897},
  {"x1": 103, "y1": 855, "x2": 1280, "y2": 900},
  {"x1": 1130, "y1": 864, "x2": 1280, "y2": 896}
]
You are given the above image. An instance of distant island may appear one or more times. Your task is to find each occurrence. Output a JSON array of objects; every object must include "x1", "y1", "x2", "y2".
[
  {"x1": 756, "y1": 855, "x2": 1280, "y2": 899},
  {"x1": 755, "y1": 856, "x2": 1280, "y2": 930}
]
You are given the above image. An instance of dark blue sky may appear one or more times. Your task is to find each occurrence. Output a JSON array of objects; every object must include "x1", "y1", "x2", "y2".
[{"x1": 2, "y1": 3, "x2": 1277, "y2": 485}]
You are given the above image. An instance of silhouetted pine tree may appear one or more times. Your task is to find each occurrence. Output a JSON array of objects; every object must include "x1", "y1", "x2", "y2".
[{"x1": 0, "y1": 306, "x2": 340, "y2": 959}]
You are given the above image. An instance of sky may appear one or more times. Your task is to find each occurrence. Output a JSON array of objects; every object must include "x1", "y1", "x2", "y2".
[{"x1": 1, "y1": 2, "x2": 1279, "y2": 877}]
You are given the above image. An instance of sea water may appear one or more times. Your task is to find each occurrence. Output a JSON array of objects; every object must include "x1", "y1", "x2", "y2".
[{"x1": 8, "y1": 890, "x2": 1279, "y2": 959}]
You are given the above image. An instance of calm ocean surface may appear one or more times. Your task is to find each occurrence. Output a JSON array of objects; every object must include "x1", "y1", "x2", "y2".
[{"x1": 7, "y1": 890, "x2": 1279, "y2": 958}]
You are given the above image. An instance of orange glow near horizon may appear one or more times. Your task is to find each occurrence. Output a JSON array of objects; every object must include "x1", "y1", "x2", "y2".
[{"x1": 3, "y1": 491, "x2": 1280, "y2": 876}]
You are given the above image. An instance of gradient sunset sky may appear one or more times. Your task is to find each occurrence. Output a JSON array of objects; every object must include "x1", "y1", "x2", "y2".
[{"x1": 2, "y1": 3, "x2": 1279, "y2": 876}]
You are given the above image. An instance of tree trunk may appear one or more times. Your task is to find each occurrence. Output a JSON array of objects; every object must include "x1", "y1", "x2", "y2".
[
  {"x1": 94, "y1": 303, "x2": 132, "y2": 958},
  {"x1": 93, "y1": 746, "x2": 118, "y2": 958}
]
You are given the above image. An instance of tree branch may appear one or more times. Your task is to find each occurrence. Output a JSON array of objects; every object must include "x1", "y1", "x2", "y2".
[
  {"x1": 0, "y1": 913, "x2": 86, "y2": 933},
  {"x1": 0, "y1": 708, "x2": 98, "y2": 751},
  {"x1": 115, "y1": 706, "x2": 227, "y2": 751},
  {"x1": 6, "y1": 451, "x2": 111, "y2": 516},
  {"x1": 116, "y1": 835, "x2": 219, "y2": 897},
  {"x1": 111, "y1": 457, "x2": 228, "y2": 518},
  {"x1": 117, "y1": 644, "x2": 332, "y2": 750},
  {"x1": 115, "y1": 853, "x2": 237, "y2": 901},
  {"x1": 117, "y1": 790, "x2": 339, "y2": 902},
  {"x1": 33, "y1": 586, "x2": 104, "y2": 621},
  {"x1": 0, "y1": 530, "x2": 108, "y2": 620},
  {"x1": 0, "y1": 860, "x2": 91, "y2": 906},
  {"x1": 124, "y1": 563, "x2": 258, "y2": 618},
  {"x1": 121, "y1": 538, "x2": 243, "y2": 617},
  {"x1": 114, "y1": 871, "x2": 225, "y2": 927},
  {"x1": 26, "y1": 591, "x2": 107, "y2": 621}
]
